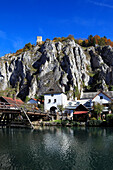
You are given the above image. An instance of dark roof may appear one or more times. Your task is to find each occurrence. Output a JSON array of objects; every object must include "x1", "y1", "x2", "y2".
[
  {"x1": 81, "y1": 92, "x2": 98, "y2": 99},
  {"x1": 0, "y1": 96, "x2": 24, "y2": 107},
  {"x1": 105, "y1": 91, "x2": 113, "y2": 98},
  {"x1": 81, "y1": 91, "x2": 113, "y2": 100},
  {"x1": 44, "y1": 83, "x2": 63, "y2": 94},
  {"x1": 75, "y1": 104, "x2": 89, "y2": 111}
]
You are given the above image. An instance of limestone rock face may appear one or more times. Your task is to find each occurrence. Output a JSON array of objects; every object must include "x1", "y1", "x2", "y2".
[{"x1": 1, "y1": 40, "x2": 113, "y2": 100}]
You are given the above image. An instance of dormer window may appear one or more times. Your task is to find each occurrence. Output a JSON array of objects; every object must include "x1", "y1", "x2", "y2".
[
  {"x1": 100, "y1": 96, "x2": 103, "y2": 99},
  {"x1": 49, "y1": 88, "x2": 54, "y2": 91}
]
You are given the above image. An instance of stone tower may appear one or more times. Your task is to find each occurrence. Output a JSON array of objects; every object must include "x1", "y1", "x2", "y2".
[{"x1": 36, "y1": 36, "x2": 42, "y2": 45}]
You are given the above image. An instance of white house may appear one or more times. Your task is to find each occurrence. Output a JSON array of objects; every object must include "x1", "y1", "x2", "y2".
[
  {"x1": 81, "y1": 91, "x2": 113, "y2": 113},
  {"x1": 44, "y1": 83, "x2": 67, "y2": 112}
]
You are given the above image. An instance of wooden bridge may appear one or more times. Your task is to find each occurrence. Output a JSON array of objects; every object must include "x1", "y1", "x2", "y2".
[{"x1": 0, "y1": 102, "x2": 47, "y2": 129}]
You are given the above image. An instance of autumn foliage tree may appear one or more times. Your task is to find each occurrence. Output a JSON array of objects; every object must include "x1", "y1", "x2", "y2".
[{"x1": 82, "y1": 35, "x2": 113, "y2": 47}]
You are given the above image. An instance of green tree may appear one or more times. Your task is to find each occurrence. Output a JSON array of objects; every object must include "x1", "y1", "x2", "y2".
[
  {"x1": 92, "y1": 37, "x2": 96, "y2": 46},
  {"x1": 93, "y1": 103, "x2": 103, "y2": 119},
  {"x1": 38, "y1": 104, "x2": 44, "y2": 112},
  {"x1": 74, "y1": 86, "x2": 80, "y2": 99},
  {"x1": 98, "y1": 38, "x2": 105, "y2": 46},
  {"x1": 88, "y1": 35, "x2": 93, "y2": 46},
  {"x1": 25, "y1": 96, "x2": 30, "y2": 103},
  {"x1": 109, "y1": 101, "x2": 113, "y2": 113},
  {"x1": 57, "y1": 105, "x2": 64, "y2": 120}
]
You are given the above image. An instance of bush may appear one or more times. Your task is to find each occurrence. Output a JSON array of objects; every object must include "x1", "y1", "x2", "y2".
[
  {"x1": 106, "y1": 114, "x2": 113, "y2": 126},
  {"x1": 88, "y1": 120, "x2": 102, "y2": 126},
  {"x1": 90, "y1": 117, "x2": 97, "y2": 120},
  {"x1": 71, "y1": 121, "x2": 80, "y2": 126},
  {"x1": 53, "y1": 120, "x2": 62, "y2": 125},
  {"x1": 106, "y1": 114, "x2": 113, "y2": 120},
  {"x1": 61, "y1": 120, "x2": 69, "y2": 126},
  {"x1": 23, "y1": 43, "x2": 33, "y2": 51}
]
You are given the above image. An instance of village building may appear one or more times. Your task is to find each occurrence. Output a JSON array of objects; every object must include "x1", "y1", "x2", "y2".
[
  {"x1": 80, "y1": 91, "x2": 113, "y2": 113},
  {"x1": 63, "y1": 91, "x2": 113, "y2": 120},
  {"x1": 36, "y1": 36, "x2": 42, "y2": 45},
  {"x1": 44, "y1": 83, "x2": 67, "y2": 113},
  {"x1": 0, "y1": 96, "x2": 24, "y2": 109},
  {"x1": 27, "y1": 98, "x2": 38, "y2": 104},
  {"x1": 73, "y1": 104, "x2": 89, "y2": 122}
]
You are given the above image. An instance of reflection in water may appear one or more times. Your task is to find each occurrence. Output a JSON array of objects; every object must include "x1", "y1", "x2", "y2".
[{"x1": 0, "y1": 127, "x2": 113, "y2": 170}]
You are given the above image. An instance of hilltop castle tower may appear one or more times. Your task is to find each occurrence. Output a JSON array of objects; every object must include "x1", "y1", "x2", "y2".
[{"x1": 36, "y1": 36, "x2": 42, "y2": 45}]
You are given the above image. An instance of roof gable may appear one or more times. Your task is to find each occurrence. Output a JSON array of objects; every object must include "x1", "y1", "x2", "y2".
[
  {"x1": 81, "y1": 91, "x2": 113, "y2": 100},
  {"x1": 44, "y1": 83, "x2": 63, "y2": 94},
  {"x1": 0, "y1": 96, "x2": 23, "y2": 106},
  {"x1": 75, "y1": 104, "x2": 89, "y2": 111},
  {"x1": 92, "y1": 91, "x2": 112, "y2": 101}
]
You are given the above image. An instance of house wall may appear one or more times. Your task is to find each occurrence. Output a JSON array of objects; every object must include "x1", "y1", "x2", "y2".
[
  {"x1": 44, "y1": 93, "x2": 67, "y2": 111},
  {"x1": 92, "y1": 92, "x2": 111, "y2": 105}
]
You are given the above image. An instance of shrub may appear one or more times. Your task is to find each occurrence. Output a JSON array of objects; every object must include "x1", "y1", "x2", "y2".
[
  {"x1": 71, "y1": 121, "x2": 80, "y2": 126},
  {"x1": 106, "y1": 114, "x2": 113, "y2": 126},
  {"x1": 90, "y1": 117, "x2": 97, "y2": 120},
  {"x1": 53, "y1": 120, "x2": 62, "y2": 124},
  {"x1": 23, "y1": 43, "x2": 33, "y2": 51},
  {"x1": 88, "y1": 119, "x2": 102, "y2": 126},
  {"x1": 61, "y1": 120, "x2": 69, "y2": 126},
  {"x1": 25, "y1": 96, "x2": 30, "y2": 103},
  {"x1": 106, "y1": 114, "x2": 113, "y2": 121}
]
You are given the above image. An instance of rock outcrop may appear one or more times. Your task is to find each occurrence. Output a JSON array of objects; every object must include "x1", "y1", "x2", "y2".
[{"x1": 0, "y1": 40, "x2": 113, "y2": 100}]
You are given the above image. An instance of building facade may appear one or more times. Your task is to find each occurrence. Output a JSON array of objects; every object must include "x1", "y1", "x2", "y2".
[
  {"x1": 36, "y1": 36, "x2": 42, "y2": 44},
  {"x1": 44, "y1": 84, "x2": 67, "y2": 112}
]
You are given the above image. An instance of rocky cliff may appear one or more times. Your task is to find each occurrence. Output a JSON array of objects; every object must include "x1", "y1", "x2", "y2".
[{"x1": 0, "y1": 39, "x2": 113, "y2": 100}]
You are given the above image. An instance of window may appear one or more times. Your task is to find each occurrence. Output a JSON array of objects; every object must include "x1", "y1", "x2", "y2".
[
  {"x1": 48, "y1": 99, "x2": 51, "y2": 103},
  {"x1": 49, "y1": 88, "x2": 54, "y2": 91},
  {"x1": 100, "y1": 96, "x2": 103, "y2": 99},
  {"x1": 54, "y1": 99, "x2": 56, "y2": 103}
]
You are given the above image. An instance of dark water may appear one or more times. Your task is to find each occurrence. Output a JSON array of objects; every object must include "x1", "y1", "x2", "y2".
[{"x1": 0, "y1": 127, "x2": 113, "y2": 170}]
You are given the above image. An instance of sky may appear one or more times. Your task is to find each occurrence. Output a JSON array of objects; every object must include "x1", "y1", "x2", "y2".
[{"x1": 0, "y1": 0, "x2": 113, "y2": 57}]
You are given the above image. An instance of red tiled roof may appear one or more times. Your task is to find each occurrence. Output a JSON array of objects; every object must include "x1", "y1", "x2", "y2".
[
  {"x1": 1, "y1": 96, "x2": 23, "y2": 107},
  {"x1": 74, "y1": 111, "x2": 88, "y2": 115},
  {"x1": 32, "y1": 98, "x2": 37, "y2": 101}
]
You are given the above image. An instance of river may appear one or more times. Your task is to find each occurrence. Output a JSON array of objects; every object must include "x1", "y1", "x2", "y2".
[{"x1": 0, "y1": 126, "x2": 113, "y2": 170}]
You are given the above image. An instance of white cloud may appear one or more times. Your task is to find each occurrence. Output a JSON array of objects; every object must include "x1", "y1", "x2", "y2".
[{"x1": 88, "y1": 0, "x2": 113, "y2": 9}]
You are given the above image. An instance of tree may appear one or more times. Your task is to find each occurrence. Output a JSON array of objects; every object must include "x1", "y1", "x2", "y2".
[
  {"x1": 23, "y1": 43, "x2": 33, "y2": 51},
  {"x1": 93, "y1": 103, "x2": 103, "y2": 119},
  {"x1": 92, "y1": 37, "x2": 96, "y2": 46},
  {"x1": 67, "y1": 34, "x2": 75, "y2": 40},
  {"x1": 88, "y1": 35, "x2": 93, "y2": 46},
  {"x1": 98, "y1": 38, "x2": 105, "y2": 46},
  {"x1": 94, "y1": 35, "x2": 100, "y2": 44},
  {"x1": 109, "y1": 101, "x2": 113, "y2": 113},
  {"x1": 57, "y1": 105, "x2": 64, "y2": 120},
  {"x1": 74, "y1": 86, "x2": 80, "y2": 99}
]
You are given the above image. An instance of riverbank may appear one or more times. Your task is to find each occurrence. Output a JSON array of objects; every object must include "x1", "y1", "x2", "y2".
[{"x1": 31, "y1": 119, "x2": 113, "y2": 127}]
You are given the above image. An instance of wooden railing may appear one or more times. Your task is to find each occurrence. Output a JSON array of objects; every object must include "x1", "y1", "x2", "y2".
[{"x1": 0, "y1": 102, "x2": 48, "y2": 129}]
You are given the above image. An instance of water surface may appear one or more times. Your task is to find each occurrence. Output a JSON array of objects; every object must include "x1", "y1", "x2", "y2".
[{"x1": 0, "y1": 127, "x2": 113, "y2": 170}]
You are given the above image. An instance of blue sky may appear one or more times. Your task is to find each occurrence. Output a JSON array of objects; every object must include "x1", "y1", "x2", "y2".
[{"x1": 0, "y1": 0, "x2": 113, "y2": 56}]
